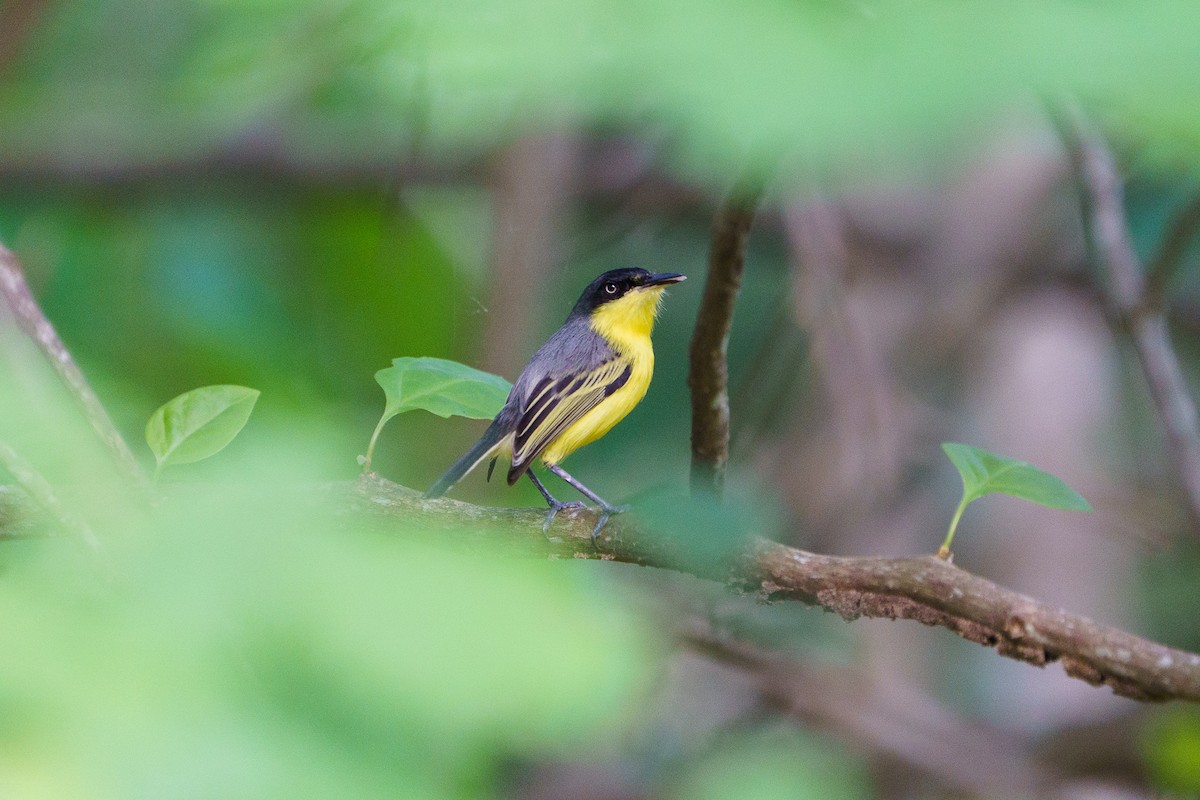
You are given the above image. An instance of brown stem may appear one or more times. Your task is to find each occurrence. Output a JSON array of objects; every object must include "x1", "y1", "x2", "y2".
[
  {"x1": 1146, "y1": 190, "x2": 1200, "y2": 307},
  {"x1": 482, "y1": 132, "x2": 579, "y2": 378},
  {"x1": 354, "y1": 474, "x2": 1200, "y2": 704},
  {"x1": 688, "y1": 185, "x2": 763, "y2": 493},
  {"x1": 0, "y1": 243, "x2": 147, "y2": 487},
  {"x1": 1061, "y1": 107, "x2": 1200, "y2": 539},
  {"x1": 0, "y1": 0, "x2": 50, "y2": 75},
  {"x1": 6, "y1": 473, "x2": 1197, "y2": 703}
]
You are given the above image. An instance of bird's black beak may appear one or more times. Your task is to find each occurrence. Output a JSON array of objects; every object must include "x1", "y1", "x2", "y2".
[{"x1": 643, "y1": 272, "x2": 686, "y2": 287}]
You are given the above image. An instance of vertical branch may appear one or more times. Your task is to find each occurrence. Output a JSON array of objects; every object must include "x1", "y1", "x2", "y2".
[
  {"x1": 482, "y1": 132, "x2": 579, "y2": 378},
  {"x1": 0, "y1": 438, "x2": 102, "y2": 553},
  {"x1": 0, "y1": 0, "x2": 50, "y2": 75},
  {"x1": 0, "y1": 243, "x2": 147, "y2": 487},
  {"x1": 1145, "y1": 190, "x2": 1200, "y2": 306},
  {"x1": 688, "y1": 184, "x2": 763, "y2": 493},
  {"x1": 1060, "y1": 109, "x2": 1200, "y2": 538}
]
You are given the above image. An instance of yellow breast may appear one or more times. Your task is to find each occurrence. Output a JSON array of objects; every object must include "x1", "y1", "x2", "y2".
[{"x1": 539, "y1": 285, "x2": 667, "y2": 465}]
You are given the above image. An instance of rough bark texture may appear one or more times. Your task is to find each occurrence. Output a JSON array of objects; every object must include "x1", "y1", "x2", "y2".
[
  {"x1": 744, "y1": 540, "x2": 1199, "y2": 702},
  {"x1": 5, "y1": 473, "x2": 1198, "y2": 703},
  {"x1": 351, "y1": 474, "x2": 1200, "y2": 704},
  {"x1": 688, "y1": 189, "x2": 761, "y2": 493}
]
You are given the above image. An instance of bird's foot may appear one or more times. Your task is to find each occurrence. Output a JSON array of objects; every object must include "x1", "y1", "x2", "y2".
[
  {"x1": 591, "y1": 503, "x2": 631, "y2": 543},
  {"x1": 542, "y1": 500, "x2": 587, "y2": 539}
]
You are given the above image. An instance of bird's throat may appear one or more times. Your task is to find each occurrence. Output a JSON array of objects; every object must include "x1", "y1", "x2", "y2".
[{"x1": 588, "y1": 287, "x2": 665, "y2": 352}]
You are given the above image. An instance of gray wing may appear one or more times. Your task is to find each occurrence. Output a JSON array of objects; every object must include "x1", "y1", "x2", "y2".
[{"x1": 502, "y1": 318, "x2": 629, "y2": 483}]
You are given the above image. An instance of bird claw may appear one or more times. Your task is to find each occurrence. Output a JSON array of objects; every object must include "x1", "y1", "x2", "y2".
[
  {"x1": 542, "y1": 500, "x2": 586, "y2": 537},
  {"x1": 591, "y1": 515, "x2": 610, "y2": 542},
  {"x1": 590, "y1": 503, "x2": 630, "y2": 543},
  {"x1": 542, "y1": 497, "x2": 628, "y2": 544}
]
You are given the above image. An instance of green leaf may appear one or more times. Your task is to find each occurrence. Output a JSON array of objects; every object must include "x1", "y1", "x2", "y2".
[
  {"x1": 145, "y1": 385, "x2": 260, "y2": 474},
  {"x1": 939, "y1": 442, "x2": 1091, "y2": 557},
  {"x1": 669, "y1": 728, "x2": 871, "y2": 800},
  {"x1": 942, "y1": 442, "x2": 1092, "y2": 511},
  {"x1": 362, "y1": 357, "x2": 511, "y2": 471},
  {"x1": 1142, "y1": 707, "x2": 1200, "y2": 794},
  {"x1": 376, "y1": 357, "x2": 511, "y2": 421}
]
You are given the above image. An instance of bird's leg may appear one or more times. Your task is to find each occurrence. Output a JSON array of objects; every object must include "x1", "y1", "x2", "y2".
[
  {"x1": 526, "y1": 470, "x2": 584, "y2": 538},
  {"x1": 546, "y1": 463, "x2": 627, "y2": 512},
  {"x1": 546, "y1": 463, "x2": 629, "y2": 541}
]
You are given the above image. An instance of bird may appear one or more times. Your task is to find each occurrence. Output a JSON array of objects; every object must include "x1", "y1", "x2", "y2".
[{"x1": 425, "y1": 267, "x2": 686, "y2": 539}]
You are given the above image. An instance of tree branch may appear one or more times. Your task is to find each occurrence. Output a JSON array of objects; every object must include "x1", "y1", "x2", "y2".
[
  {"x1": 353, "y1": 474, "x2": 1200, "y2": 704},
  {"x1": 0, "y1": 243, "x2": 147, "y2": 488},
  {"x1": 0, "y1": 0, "x2": 50, "y2": 75},
  {"x1": 0, "y1": 480, "x2": 51, "y2": 539},
  {"x1": 0, "y1": 438, "x2": 101, "y2": 552},
  {"x1": 1146, "y1": 190, "x2": 1200, "y2": 307},
  {"x1": 1060, "y1": 108, "x2": 1200, "y2": 538},
  {"x1": 3, "y1": 473, "x2": 1195, "y2": 702},
  {"x1": 688, "y1": 184, "x2": 763, "y2": 493}
]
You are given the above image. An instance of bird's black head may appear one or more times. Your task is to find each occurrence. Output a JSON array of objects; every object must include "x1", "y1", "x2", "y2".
[{"x1": 568, "y1": 268, "x2": 687, "y2": 318}]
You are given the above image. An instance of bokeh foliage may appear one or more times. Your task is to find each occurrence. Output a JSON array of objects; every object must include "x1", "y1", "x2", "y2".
[
  {"x1": 0, "y1": 479, "x2": 658, "y2": 798},
  {"x1": 5, "y1": 1, "x2": 1200, "y2": 179},
  {"x1": 3, "y1": 0, "x2": 1200, "y2": 797}
]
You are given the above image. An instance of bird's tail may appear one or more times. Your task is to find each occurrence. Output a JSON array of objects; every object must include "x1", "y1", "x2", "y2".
[{"x1": 425, "y1": 420, "x2": 509, "y2": 499}]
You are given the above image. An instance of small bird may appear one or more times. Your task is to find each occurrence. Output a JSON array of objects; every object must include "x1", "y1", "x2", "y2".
[{"x1": 426, "y1": 267, "x2": 686, "y2": 538}]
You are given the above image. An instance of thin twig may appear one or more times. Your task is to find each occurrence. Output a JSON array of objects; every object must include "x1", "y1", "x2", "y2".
[
  {"x1": 688, "y1": 183, "x2": 764, "y2": 494},
  {"x1": 1146, "y1": 190, "x2": 1200, "y2": 307},
  {"x1": 0, "y1": 438, "x2": 102, "y2": 553},
  {"x1": 1059, "y1": 108, "x2": 1200, "y2": 538},
  {"x1": 0, "y1": 484, "x2": 45, "y2": 539},
  {"x1": 352, "y1": 475, "x2": 1200, "y2": 703},
  {"x1": 0, "y1": 243, "x2": 147, "y2": 487}
]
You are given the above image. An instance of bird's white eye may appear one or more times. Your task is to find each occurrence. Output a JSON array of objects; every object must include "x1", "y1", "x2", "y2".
[{"x1": 604, "y1": 283, "x2": 618, "y2": 295}]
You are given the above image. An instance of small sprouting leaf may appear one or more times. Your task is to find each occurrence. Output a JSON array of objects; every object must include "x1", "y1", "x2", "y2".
[
  {"x1": 939, "y1": 442, "x2": 1091, "y2": 558},
  {"x1": 146, "y1": 385, "x2": 260, "y2": 474},
  {"x1": 362, "y1": 358, "x2": 511, "y2": 472},
  {"x1": 942, "y1": 443, "x2": 1092, "y2": 511}
]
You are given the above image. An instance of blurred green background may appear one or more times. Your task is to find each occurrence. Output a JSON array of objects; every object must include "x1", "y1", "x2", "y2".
[{"x1": 3, "y1": 0, "x2": 1200, "y2": 797}]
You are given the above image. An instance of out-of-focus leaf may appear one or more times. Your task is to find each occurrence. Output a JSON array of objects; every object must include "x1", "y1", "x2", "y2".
[
  {"x1": 632, "y1": 478, "x2": 780, "y2": 577},
  {"x1": 668, "y1": 728, "x2": 871, "y2": 800},
  {"x1": 145, "y1": 385, "x2": 260, "y2": 473},
  {"x1": 1142, "y1": 708, "x2": 1200, "y2": 794},
  {"x1": 1137, "y1": 540, "x2": 1200, "y2": 652},
  {"x1": 0, "y1": 469, "x2": 657, "y2": 798},
  {"x1": 6, "y1": 1, "x2": 1200, "y2": 182}
]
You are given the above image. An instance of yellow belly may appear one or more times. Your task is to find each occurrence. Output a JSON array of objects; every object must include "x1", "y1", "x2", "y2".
[{"x1": 540, "y1": 349, "x2": 653, "y2": 466}]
